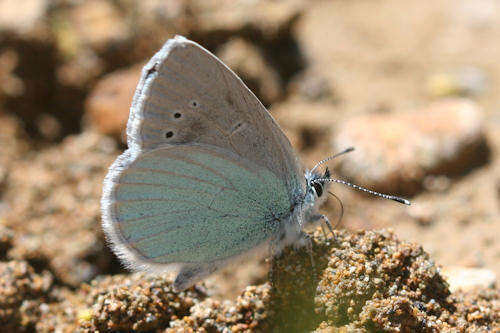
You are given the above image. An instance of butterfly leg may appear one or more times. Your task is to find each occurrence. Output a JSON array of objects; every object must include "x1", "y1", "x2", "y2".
[
  {"x1": 311, "y1": 214, "x2": 334, "y2": 238},
  {"x1": 300, "y1": 231, "x2": 316, "y2": 271},
  {"x1": 268, "y1": 235, "x2": 280, "y2": 285},
  {"x1": 174, "y1": 263, "x2": 218, "y2": 292},
  {"x1": 320, "y1": 223, "x2": 328, "y2": 239}
]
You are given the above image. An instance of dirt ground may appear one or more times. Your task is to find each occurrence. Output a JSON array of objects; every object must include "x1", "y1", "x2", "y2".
[{"x1": 0, "y1": 0, "x2": 498, "y2": 331}]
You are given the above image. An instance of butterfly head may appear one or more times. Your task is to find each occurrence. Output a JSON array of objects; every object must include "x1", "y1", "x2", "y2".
[{"x1": 305, "y1": 167, "x2": 330, "y2": 199}]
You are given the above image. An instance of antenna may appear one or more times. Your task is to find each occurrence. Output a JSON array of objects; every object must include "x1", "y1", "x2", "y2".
[
  {"x1": 313, "y1": 178, "x2": 411, "y2": 205},
  {"x1": 310, "y1": 147, "x2": 355, "y2": 174}
]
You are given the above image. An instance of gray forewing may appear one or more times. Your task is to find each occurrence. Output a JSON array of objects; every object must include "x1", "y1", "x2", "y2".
[{"x1": 126, "y1": 36, "x2": 304, "y2": 201}]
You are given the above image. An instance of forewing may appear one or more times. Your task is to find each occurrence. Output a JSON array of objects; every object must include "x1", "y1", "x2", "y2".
[
  {"x1": 102, "y1": 144, "x2": 291, "y2": 272},
  {"x1": 127, "y1": 36, "x2": 304, "y2": 197}
]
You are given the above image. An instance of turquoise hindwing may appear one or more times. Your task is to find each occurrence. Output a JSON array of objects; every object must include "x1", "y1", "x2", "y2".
[{"x1": 108, "y1": 144, "x2": 291, "y2": 265}]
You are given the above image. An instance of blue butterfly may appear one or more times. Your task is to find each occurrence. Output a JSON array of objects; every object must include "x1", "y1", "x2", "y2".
[{"x1": 101, "y1": 36, "x2": 409, "y2": 291}]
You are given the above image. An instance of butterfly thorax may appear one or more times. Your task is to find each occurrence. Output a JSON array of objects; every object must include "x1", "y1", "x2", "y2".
[{"x1": 276, "y1": 168, "x2": 330, "y2": 249}]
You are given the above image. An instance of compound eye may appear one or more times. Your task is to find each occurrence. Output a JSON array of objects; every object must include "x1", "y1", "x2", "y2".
[{"x1": 312, "y1": 182, "x2": 323, "y2": 197}]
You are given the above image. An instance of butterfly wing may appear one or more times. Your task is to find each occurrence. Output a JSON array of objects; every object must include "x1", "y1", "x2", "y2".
[
  {"x1": 102, "y1": 144, "x2": 291, "y2": 289},
  {"x1": 102, "y1": 36, "x2": 305, "y2": 290},
  {"x1": 126, "y1": 36, "x2": 304, "y2": 197}
]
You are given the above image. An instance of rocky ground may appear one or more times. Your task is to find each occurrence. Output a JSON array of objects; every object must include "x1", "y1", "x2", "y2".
[{"x1": 0, "y1": 0, "x2": 499, "y2": 332}]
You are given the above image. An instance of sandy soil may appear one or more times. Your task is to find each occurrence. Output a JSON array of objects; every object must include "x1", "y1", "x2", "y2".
[{"x1": 0, "y1": 0, "x2": 498, "y2": 331}]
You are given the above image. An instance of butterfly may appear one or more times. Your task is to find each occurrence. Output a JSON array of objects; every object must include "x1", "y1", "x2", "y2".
[{"x1": 101, "y1": 36, "x2": 409, "y2": 291}]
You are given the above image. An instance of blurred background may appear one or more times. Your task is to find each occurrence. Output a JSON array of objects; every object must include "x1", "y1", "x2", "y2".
[{"x1": 0, "y1": 0, "x2": 498, "y2": 300}]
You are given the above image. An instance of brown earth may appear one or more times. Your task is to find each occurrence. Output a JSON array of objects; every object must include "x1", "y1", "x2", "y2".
[{"x1": 0, "y1": 0, "x2": 498, "y2": 332}]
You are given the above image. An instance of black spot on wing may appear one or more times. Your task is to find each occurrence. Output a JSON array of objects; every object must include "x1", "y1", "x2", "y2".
[{"x1": 145, "y1": 62, "x2": 160, "y2": 80}]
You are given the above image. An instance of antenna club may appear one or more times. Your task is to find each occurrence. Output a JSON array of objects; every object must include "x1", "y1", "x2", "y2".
[{"x1": 393, "y1": 197, "x2": 411, "y2": 205}]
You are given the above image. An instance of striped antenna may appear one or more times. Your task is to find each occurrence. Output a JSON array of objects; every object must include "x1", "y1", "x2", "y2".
[
  {"x1": 310, "y1": 147, "x2": 355, "y2": 174},
  {"x1": 313, "y1": 178, "x2": 411, "y2": 205}
]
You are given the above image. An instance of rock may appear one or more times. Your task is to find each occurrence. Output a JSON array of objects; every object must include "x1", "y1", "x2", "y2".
[
  {"x1": 189, "y1": 0, "x2": 303, "y2": 40},
  {"x1": 0, "y1": 225, "x2": 13, "y2": 259},
  {"x1": 442, "y1": 266, "x2": 497, "y2": 292},
  {"x1": 0, "y1": 115, "x2": 28, "y2": 198},
  {"x1": 36, "y1": 272, "x2": 270, "y2": 332},
  {"x1": 0, "y1": 0, "x2": 65, "y2": 140},
  {"x1": 0, "y1": 114, "x2": 28, "y2": 166},
  {"x1": 58, "y1": 0, "x2": 129, "y2": 53},
  {"x1": 269, "y1": 229, "x2": 331, "y2": 332},
  {"x1": 187, "y1": 1, "x2": 306, "y2": 88},
  {"x1": 426, "y1": 67, "x2": 489, "y2": 99},
  {"x1": 35, "y1": 288, "x2": 80, "y2": 333},
  {"x1": 448, "y1": 287, "x2": 500, "y2": 331},
  {"x1": 288, "y1": 68, "x2": 337, "y2": 102},
  {"x1": 0, "y1": 260, "x2": 53, "y2": 331},
  {"x1": 52, "y1": 0, "x2": 182, "y2": 88},
  {"x1": 0, "y1": 49, "x2": 24, "y2": 99},
  {"x1": 217, "y1": 38, "x2": 283, "y2": 106},
  {"x1": 272, "y1": 98, "x2": 339, "y2": 164},
  {"x1": 84, "y1": 64, "x2": 143, "y2": 140},
  {"x1": 50, "y1": 0, "x2": 132, "y2": 87},
  {"x1": 332, "y1": 99, "x2": 489, "y2": 195},
  {"x1": 0, "y1": 40, "x2": 65, "y2": 140},
  {"x1": 313, "y1": 230, "x2": 452, "y2": 331},
  {"x1": 123, "y1": 1, "x2": 189, "y2": 42},
  {"x1": 0, "y1": 0, "x2": 48, "y2": 36},
  {"x1": 167, "y1": 284, "x2": 271, "y2": 332},
  {"x1": 270, "y1": 229, "x2": 499, "y2": 332},
  {"x1": 78, "y1": 273, "x2": 206, "y2": 332}
]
